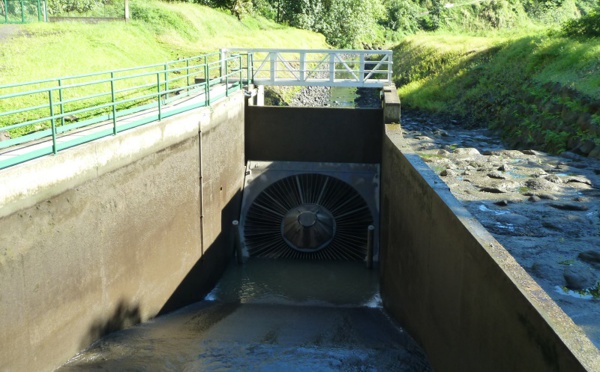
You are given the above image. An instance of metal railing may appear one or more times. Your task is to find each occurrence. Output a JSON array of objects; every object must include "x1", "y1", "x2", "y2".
[
  {"x1": 0, "y1": 52, "x2": 247, "y2": 169},
  {"x1": 1, "y1": 0, "x2": 46, "y2": 24},
  {"x1": 222, "y1": 48, "x2": 393, "y2": 88}
]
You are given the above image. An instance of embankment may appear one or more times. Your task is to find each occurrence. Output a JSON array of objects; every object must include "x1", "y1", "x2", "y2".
[{"x1": 393, "y1": 32, "x2": 600, "y2": 157}]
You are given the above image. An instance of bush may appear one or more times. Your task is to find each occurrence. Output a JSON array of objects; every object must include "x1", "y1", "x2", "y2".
[{"x1": 561, "y1": 9, "x2": 600, "y2": 37}]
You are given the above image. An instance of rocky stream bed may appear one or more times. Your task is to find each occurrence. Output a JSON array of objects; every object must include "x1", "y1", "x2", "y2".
[{"x1": 400, "y1": 110, "x2": 600, "y2": 348}]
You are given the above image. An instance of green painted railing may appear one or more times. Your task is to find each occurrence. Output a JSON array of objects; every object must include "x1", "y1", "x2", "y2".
[
  {"x1": 0, "y1": 52, "x2": 252, "y2": 170},
  {"x1": 1, "y1": 0, "x2": 46, "y2": 24}
]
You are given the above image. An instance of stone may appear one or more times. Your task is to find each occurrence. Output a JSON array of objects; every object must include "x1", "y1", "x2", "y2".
[
  {"x1": 560, "y1": 151, "x2": 586, "y2": 161},
  {"x1": 498, "y1": 164, "x2": 510, "y2": 171},
  {"x1": 453, "y1": 147, "x2": 481, "y2": 156},
  {"x1": 521, "y1": 149, "x2": 537, "y2": 155},
  {"x1": 440, "y1": 169, "x2": 457, "y2": 177},
  {"x1": 525, "y1": 178, "x2": 558, "y2": 192},
  {"x1": 566, "y1": 176, "x2": 592, "y2": 186},
  {"x1": 543, "y1": 174, "x2": 562, "y2": 184},
  {"x1": 494, "y1": 200, "x2": 509, "y2": 206},
  {"x1": 549, "y1": 203, "x2": 589, "y2": 211},
  {"x1": 531, "y1": 262, "x2": 561, "y2": 281},
  {"x1": 480, "y1": 186, "x2": 507, "y2": 193},
  {"x1": 0, "y1": 131, "x2": 10, "y2": 141},
  {"x1": 487, "y1": 171, "x2": 507, "y2": 180},
  {"x1": 564, "y1": 266, "x2": 596, "y2": 290},
  {"x1": 578, "y1": 251, "x2": 600, "y2": 265},
  {"x1": 528, "y1": 195, "x2": 541, "y2": 202}
]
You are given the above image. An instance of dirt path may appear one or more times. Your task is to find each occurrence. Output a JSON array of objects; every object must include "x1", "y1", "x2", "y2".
[{"x1": 0, "y1": 24, "x2": 19, "y2": 43}]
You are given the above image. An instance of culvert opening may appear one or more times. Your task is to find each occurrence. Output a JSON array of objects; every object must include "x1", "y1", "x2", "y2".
[{"x1": 240, "y1": 162, "x2": 379, "y2": 261}]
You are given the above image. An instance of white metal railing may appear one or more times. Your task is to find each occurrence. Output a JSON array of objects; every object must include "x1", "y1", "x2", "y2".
[{"x1": 222, "y1": 48, "x2": 393, "y2": 88}]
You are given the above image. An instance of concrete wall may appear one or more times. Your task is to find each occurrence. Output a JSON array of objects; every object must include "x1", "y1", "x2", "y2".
[
  {"x1": 380, "y1": 124, "x2": 600, "y2": 371},
  {"x1": 0, "y1": 91, "x2": 245, "y2": 371},
  {"x1": 245, "y1": 106, "x2": 383, "y2": 164}
]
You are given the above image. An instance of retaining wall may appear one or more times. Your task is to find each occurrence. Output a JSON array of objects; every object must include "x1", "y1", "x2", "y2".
[
  {"x1": 380, "y1": 124, "x2": 600, "y2": 371},
  {"x1": 0, "y1": 91, "x2": 245, "y2": 371}
]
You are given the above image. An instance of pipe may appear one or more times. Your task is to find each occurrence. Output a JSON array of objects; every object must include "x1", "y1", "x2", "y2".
[
  {"x1": 366, "y1": 225, "x2": 375, "y2": 269},
  {"x1": 232, "y1": 220, "x2": 243, "y2": 264}
]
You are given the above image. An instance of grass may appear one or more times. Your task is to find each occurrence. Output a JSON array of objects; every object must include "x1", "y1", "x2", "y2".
[
  {"x1": 0, "y1": 0, "x2": 328, "y2": 135},
  {"x1": 393, "y1": 28, "x2": 600, "y2": 153}
]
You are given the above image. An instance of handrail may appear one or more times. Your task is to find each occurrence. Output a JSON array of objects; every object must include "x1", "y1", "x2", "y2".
[
  {"x1": 222, "y1": 48, "x2": 393, "y2": 88},
  {"x1": 0, "y1": 52, "x2": 249, "y2": 170}
]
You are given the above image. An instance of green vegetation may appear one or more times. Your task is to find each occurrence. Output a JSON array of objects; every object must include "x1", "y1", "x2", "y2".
[
  {"x1": 394, "y1": 28, "x2": 600, "y2": 154},
  {"x1": 0, "y1": 1, "x2": 326, "y2": 85}
]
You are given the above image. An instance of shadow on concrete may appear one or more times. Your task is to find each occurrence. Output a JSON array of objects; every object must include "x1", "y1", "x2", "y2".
[
  {"x1": 80, "y1": 299, "x2": 141, "y2": 349},
  {"x1": 159, "y1": 189, "x2": 242, "y2": 315}
]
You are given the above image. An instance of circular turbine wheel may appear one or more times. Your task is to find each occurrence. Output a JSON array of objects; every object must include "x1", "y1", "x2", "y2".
[{"x1": 244, "y1": 173, "x2": 373, "y2": 260}]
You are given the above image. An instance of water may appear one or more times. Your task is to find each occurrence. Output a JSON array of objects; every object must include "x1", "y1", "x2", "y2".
[{"x1": 60, "y1": 259, "x2": 431, "y2": 371}]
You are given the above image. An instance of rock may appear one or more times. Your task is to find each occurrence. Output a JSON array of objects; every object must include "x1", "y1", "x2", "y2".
[
  {"x1": 434, "y1": 129, "x2": 449, "y2": 137},
  {"x1": 543, "y1": 174, "x2": 562, "y2": 184},
  {"x1": 529, "y1": 195, "x2": 541, "y2": 202},
  {"x1": 564, "y1": 266, "x2": 596, "y2": 290},
  {"x1": 487, "y1": 171, "x2": 507, "y2": 180},
  {"x1": 440, "y1": 169, "x2": 457, "y2": 177},
  {"x1": 524, "y1": 178, "x2": 558, "y2": 192},
  {"x1": 498, "y1": 164, "x2": 510, "y2": 171},
  {"x1": 579, "y1": 251, "x2": 600, "y2": 265},
  {"x1": 566, "y1": 176, "x2": 592, "y2": 186},
  {"x1": 531, "y1": 262, "x2": 561, "y2": 281},
  {"x1": 549, "y1": 203, "x2": 589, "y2": 211},
  {"x1": 0, "y1": 131, "x2": 10, "y2": 141},
  {"x1": 437, "y1": 149, "x2": 451, "y2": 155},
  {"x1": 560, "y1": 151, "x2": 586, "y2": 161},
  {"x1": 521, "y1": 149, "x2": 538, "y2": 155},
  {"x1": 538, "y1": 194, "x2": 558, "y2": 201},
  {"x1": 494, "y1": 200, "x2": 509, "y2": 206},
  {"x1": 453, "y1": 147, "x2": 481, "y2": 156}
]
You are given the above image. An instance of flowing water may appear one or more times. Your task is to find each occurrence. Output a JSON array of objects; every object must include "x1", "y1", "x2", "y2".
[{"x1": 60, "y1": 259, "x2": 432, "y2": 371}]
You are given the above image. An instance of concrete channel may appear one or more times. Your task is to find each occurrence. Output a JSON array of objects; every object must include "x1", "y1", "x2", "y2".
[{"x1": 0, "y1": 87, "x2": 598, "y2": 371}]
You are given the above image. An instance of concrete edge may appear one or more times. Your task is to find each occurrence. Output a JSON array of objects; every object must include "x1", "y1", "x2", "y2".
[
  {"x1": 384, "y1": 124, "x2": 600, "y2": 369},
  {"x1": 0, "y1": 107, "x2": 211, "y2": 220}
]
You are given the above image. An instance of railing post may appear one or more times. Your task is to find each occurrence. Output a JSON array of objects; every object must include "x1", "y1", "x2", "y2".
[
  {"x1": 186, "y1": 58, "x2": 190, "y2": 94},
  {"x1": 246, "y1": 53, "x2": 252, "y2": 86},
  {"x1": 225, "y1": 56, "x2": 229, "y2": 97},
  {"x1": 48, "y1": 90, "x2": 57, "y2": 154},
  {"x1": 329, "y1": 53, "x2": 335, "y2": 83},
  {"x1": 4, "y1": 0, "x2": 8, "y2": 24},
  {"x1": 110, "y1": 72, "x2": 117, "y2": 135},
  {"x1": 220, "y1": 49, "x2": 226, "y2": 83},
  {"x1": 387, "y1": 53, "x2": 393, "y2": 84},
  {"x1": 270, "y1": 52, "x2": 276, "y2": 85},
  {"x1": 20, "y1": 0, "x2": 24, "y2": 23},
  {"x1": 156, "y1": 73, "x2": 162, "y2": 120},
  {"x1": 238, "y1": 55, "x2": 242, "y2": 88},
  {"x1": 204, "y1": 59, "x2": 210, "y2": 106},
  {"x1": 300, "y1": 52, "x2": 306, "y2": 82},
  {"x1": 164, "y1": 62, "x2": 169, "y2": 102},
  {"x1": 57, "y1": 79, "x2": 64, "y2": 127},
  {"x1": 37, "y1": 0, "x2": 42, "y2": 21},
  {"x1": 359, "y1": 53, "x2": 365, "y2": 84}
]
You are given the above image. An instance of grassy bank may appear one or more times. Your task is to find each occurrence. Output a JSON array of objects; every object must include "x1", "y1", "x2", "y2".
[
  {"x1": 394, "y1": 29, "x2": 600, "y2": 156},
  {"x1": 0, "y1": 0, "x2": 327, "y2": 86}
]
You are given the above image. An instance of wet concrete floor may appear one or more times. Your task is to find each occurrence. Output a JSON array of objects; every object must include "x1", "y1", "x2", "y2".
[{"x1": 60, "y1": 259, "x2": 431, "y2": 371}]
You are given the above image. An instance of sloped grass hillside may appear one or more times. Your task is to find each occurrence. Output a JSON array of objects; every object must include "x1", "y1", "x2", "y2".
[
  {"x1": 0, "y1": 0, "x2": 327, "y2": 85},
  {"x1": 394, "y1": 30, "x2": 600, "y2": 156}
]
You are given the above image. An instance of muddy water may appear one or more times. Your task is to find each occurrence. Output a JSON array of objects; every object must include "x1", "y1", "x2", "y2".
[{"x1": 60, "y1": 259, "x2": 431, "y2": 371}]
